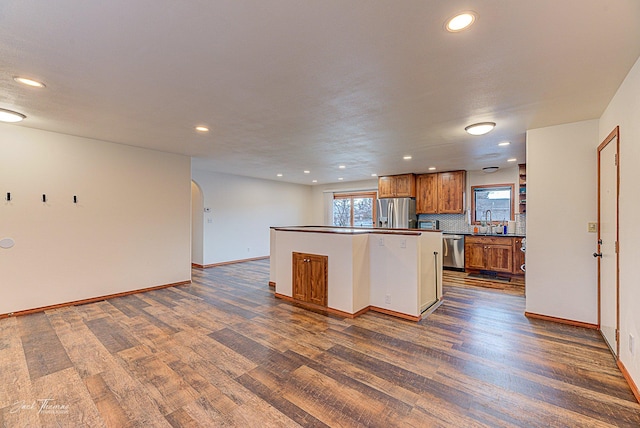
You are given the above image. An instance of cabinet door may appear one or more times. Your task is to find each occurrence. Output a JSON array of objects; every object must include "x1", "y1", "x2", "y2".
[
  {"x1": 438, "y1": 171, "x2": 465, "y2": 214},
  {"x1": 292, "y1": 252, "x2": 307, "y2": 301},
  {"x1": 513, "y1": 238, "x2": 525, "y2": 274},
  {"x1": 394, "y1": 174, "x2": 416, "y2": 198},
  {"x1": 307, "y1": 254, "x2": 328, "y2": 306},
  {"x1": 465, "y1": 243, "x2": 486, "y2": 270},
  {"x1": 485, "y1": 244, "x2": 513, "y2": 273},
  {"x1": 416, "y1": 174, "x2": 438, "y2": 214},
  {"x1": 378, "y1": 176, "x2": 394, "y2": 198}
]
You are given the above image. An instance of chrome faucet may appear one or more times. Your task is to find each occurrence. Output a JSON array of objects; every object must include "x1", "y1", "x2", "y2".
[{"x1": 485, "y1": 210, "x2": 492, "y2": 232}]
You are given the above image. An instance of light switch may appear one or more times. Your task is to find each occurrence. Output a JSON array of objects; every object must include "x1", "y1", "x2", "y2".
[
  {"x1": 207, "y1": 218, "x2": 213, "y2": 223},
  {"x1": 588, "y1": 222, "x2": 597, "y2": 233}
]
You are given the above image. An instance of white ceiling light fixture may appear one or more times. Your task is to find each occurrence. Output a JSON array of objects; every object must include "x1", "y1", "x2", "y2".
[
  {"x1": 276, "y1": 173, "x2": 283, "y2": 177},
  {"x1": 482, "y1": 166, "x2": 499, "y2": 173},
  {"x1": 0, "y1": 108, "x2": 26, "y2": 123},
  {"x1": 195, "y1": 126, "x2": 209, "y2": 132},
  {"x1": 304, "y1": 170, "x2": 310, "y2": 174},
  {"x1": 338, "y1": 165, "x2": 346, "y2": 169},
  {"x1": 13, "y1": 76, "x2": 46, "y2": 88},
  {"x1": 465, "y1": 122, "x2": 496, "y2": 136},
  {"x1": 507, "y1": 158, "x2": 517, "y2": 162},
  {"x1": 428, "y1": 167, "x2": 436, "y2": 171},
  {"x1": 338, "y1": 177, "x2": 344, "y2": 181},
  {"x1": 446, "y1": 12, "x2": 476, "y2": 32},
  {"x1": 403, "y1": 155, "x2": 412, "y2": 160},
  {"x1": 312, "y1": 179, "x2": 317, "y2": 183},
  {"x1": 498, "y1": 141, "x2": 511, "y2": 146},
  {"x1": 371, "y1": 173, "x2": 377, "y2": 177}
]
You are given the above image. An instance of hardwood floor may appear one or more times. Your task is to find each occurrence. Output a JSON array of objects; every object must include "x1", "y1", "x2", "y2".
[{"x1": 1, "y1": 260, "x2": 638, "y2": 427}]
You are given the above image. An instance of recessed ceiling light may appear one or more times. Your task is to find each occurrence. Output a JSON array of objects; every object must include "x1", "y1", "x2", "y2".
[
  {"x1": 312, "y1": 179, "x2": 318, "y2": 183},
  {"x1": 276, "y1": 173, "x2": 283, "y2": 177},
  {"x1": 371, "y1": 173, "x2": 377, "y2": 177},
  {"x1": 465, "y1": 122, "x2": 496, "y2": 136},
  {"x1": 304, "y1": 170, "x2": 310, "y2": 174},
  {"x1": 338, "y1": 177, "x2": 344, "y2": 181},
  {"x1": 498, "y1": 141, "x2": 511, "y2": 147},
  {"x1": 0, "y1": 108, "x2": 26, "y2": 123},
  {"x1": 507, "y1": 158, "x2": 517, "y2": 162},
  {"x1": 13, "y1": 76, "x2": 46, "y2": 88},
  {"x1": 446, "y1": 12, "x2": 476, "y2": 32},
  {"x1": 195, "y1": 126, "x2": 209, "y2": 132},
  {"x1": 403, "y1": 155, "x2": 412, "y2": 160},
  {"x1": 339, "y1": 165, "x2": 346, "y2": 169},
  {"x1": 428, "y1": 167, "x2": 436, "y2": 171}
]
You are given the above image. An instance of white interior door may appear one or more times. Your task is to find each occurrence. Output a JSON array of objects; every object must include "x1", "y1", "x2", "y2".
[{"x1": 597, "y1": 128, "x2": 619, "y2": 356}]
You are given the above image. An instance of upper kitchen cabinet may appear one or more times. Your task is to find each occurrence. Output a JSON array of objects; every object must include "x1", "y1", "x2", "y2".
[
  {"x1": 416, "y1": 170, "x2": 466, "y2": 214},
  {"x1": 378, "y1": 174, "x2": 416, "y2": 198}
]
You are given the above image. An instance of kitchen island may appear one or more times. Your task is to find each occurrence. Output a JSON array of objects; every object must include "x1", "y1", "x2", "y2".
[{"x1": 269, "y1": 226, "x2": 442, "y2": 321}]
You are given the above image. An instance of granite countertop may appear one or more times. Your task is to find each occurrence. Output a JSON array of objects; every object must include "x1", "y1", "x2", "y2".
[
  {"x1": 442, "y1": 231, "x2": 526, "y2": 238},
  {"x1": 272, "y1": 226, "x2": 438, "y2": 236}
]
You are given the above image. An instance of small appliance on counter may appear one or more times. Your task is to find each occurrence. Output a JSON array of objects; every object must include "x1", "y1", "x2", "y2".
[{"x1": 417, "y1": 220, "x2": 440, "y2": 230}]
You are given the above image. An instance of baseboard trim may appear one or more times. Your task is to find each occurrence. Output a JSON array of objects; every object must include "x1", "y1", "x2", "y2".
[
  {"x1": 0, "y1": 280, "x2": 192, "y2": 319},
  {"x1": 369, "y1": 306, "x2": 422, "y2": 322},
  {"x1": 524, "y1": 312, "x2": 598, "y2": 330},
  {"x1": 192, "y1": 256, "x2": 269, "y2": 269},
  {"x1": 274, "y1": 293, "x2": 420, "y2": 322},
  {"x1": 618, "y1": 360, "x2": 640, "y2": 404}
]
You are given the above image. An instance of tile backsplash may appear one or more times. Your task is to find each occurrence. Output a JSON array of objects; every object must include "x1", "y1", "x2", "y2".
[{"x1": 418, "y1": 213, "x2": 526, "y2": 235}]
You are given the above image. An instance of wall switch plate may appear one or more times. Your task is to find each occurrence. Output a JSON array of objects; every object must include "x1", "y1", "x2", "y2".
[
  {"x1": 378, "y1": 237, "x2": 384, "y2": 246},
  {"x1": 207, "y1": 218, "x2": 213, "y2": 223},
  {"x1": 588, "y1": 222, "x2": 597, "y2": 233},
  {"x1": 385, "y1": 294, "x2": 391, "y2": 304},
  {"x1": 630, "y1": 334, "x2": 635, "y2": 355}
]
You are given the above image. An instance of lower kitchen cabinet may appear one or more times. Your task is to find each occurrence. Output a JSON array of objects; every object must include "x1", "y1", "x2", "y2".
[
  {"x1": 292, "y1": 252, "x2": 328, "y2": 306},
  {"x1": 513, "y1": 237, "x2": 525, "y2": 274},
  {"x1": 465, "y1": 235, "x2": 517, "y2": 274}
]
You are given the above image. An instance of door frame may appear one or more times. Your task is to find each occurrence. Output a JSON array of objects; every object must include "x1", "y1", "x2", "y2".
[{"x1": 596, "y1": 126, "x2": 620, "y2": 357}]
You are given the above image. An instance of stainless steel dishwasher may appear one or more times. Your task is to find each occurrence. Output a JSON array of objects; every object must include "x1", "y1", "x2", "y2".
[{"x1": 442, "y1": 234, "x2": 465, "y2": 271}]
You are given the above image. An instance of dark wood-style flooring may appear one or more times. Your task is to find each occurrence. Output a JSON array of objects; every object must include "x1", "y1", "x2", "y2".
[{"x1": 1, "y1": 260, "x2": 639, "y2": 427}]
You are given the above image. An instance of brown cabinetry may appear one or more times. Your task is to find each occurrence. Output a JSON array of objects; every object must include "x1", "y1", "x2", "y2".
[
  {"x1": 292, "y1": 252, "x2": 328, "y2": 306},
  {"x1": 513, "y1": 238, "x2": 525, "y2": 274},
  {"x1": 518, "y1": 164, "x2": 526, "y2": 214},
  {"x1": 465, "y1": 235, "x2": 515, "y2": 274},
  {"x1": 378, "y1": 174, "x2": 416, "y2": 198},
  {"x1": 416, "y1": 170, "x2": 466, "y2": 214}
]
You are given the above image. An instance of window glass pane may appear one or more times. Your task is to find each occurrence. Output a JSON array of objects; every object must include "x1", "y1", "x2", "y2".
[
  {"x1": 333, "y1": 198, "x2": 351, "y2": 226},
  {"x1": 353, "y1": 197, "x2": 374, "y2": 227},
  {"x1": 475, "y1": 187, "x2": 511, "y2": 222}
]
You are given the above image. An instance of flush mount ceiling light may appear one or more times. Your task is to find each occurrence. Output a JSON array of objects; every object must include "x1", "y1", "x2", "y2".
[
  {"x1": 13, "y1": 76, "x2": 46, "y2": 88},
  {"x1": 446, "y1": 12, "x2": 476, "y2": 32},
  {"x1": 0, "y1": 108, "x2": 26, "y2": 123},
  {"x1": 482, "y1": 166, "x2": 499, "y2": 173},
  {"x1": 465, "y1": 122, "x2": 496, "y2": 136}
]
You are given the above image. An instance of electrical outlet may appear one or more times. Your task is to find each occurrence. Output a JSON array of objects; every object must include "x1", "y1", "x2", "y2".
[
  {"x1": 247, "y1": 247, "x2": 250, "y2": 252},
  {"x1": 385, "y1": 294, "x2": 391, "y2": 304},
  {"x1": 588, "y1": 222, "x2": 597, "y2": 233},
  {"x1": 400, "y1": 239, "x2": 406, "y2": 248},
  {"x1": 630, "y1": 334, "x2": 635, "y2": 355},
  {"x1": 378, "y1": 237, "x2": 384, "y2": 246}
]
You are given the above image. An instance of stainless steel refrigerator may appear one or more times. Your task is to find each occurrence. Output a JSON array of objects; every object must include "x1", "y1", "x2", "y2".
[{"x1": 377, "y1": 198, "x2": 417, "y2": 229}]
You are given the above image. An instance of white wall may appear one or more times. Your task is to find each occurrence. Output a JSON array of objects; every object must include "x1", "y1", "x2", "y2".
[
  {"x1": 0, "y1": 124, "x2": 192, "y2": 315},
  {"x1": 525, "y1": 120, "x2": 599, "y2": 324},
  {"x1": 191, "y1": 181, "x2": 204, "y2": 265},
  {"x1": 466, "y1": 166, "x2": 521, "y2": 215},
  {"x1": 191, "y1": 169, "x2": 312, "y2": 265},
  {"x1": 309, "y1": 179, "x2": 378, "y2": 225},
  {"x1": 599, "y1": 55, "x2": 640, "y2": 392}
]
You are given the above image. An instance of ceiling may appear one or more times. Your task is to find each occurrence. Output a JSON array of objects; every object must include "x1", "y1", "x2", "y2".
[{"x1": 1, "y1": 1, "x2": 639, "y2": 185}]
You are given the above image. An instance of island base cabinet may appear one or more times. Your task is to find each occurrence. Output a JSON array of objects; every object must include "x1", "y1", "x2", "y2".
[{"x1": 292, "y1": 252, "x2": 328, "y2": 307}]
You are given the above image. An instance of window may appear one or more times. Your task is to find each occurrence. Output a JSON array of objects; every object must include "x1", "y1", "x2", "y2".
[
  {"x1": 333, "y1": 192, "x2": 377, "y2": 227},
  {"x1": 471, "y1": 184, "x2": 515, "y2": 223}
]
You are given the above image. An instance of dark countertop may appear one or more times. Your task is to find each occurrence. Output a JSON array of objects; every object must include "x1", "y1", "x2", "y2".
[
  {"x1": 442, "y1": 231, "x2": 526, "y2": 238},
  {"x1": 272, "y1": 226, "x2": 440, "y2": 236}
]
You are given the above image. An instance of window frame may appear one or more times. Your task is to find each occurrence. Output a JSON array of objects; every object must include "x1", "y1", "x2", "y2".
[
  {"x1": 471, "y1": 183, "x2": 515, "y2": 224},
  {"x1": 333, "y1": 191, "x2": 377, "y2": 227}
]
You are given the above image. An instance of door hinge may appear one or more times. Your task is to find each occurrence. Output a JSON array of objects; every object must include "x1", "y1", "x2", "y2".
[
  {"x1": 615, "y1": 153, "x2": 618, "y2": 166},
  {"x1": 615, "y1": 241, "x2": 618, "y2": 253},
  {"x1": 616, "y1": 329, "x2": 620, "y2": 342}
]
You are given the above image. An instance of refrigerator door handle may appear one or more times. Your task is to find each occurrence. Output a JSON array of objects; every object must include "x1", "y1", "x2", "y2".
[
  {"x1": 388, "y1": 200, "x2": 394, "y2": 228},
  {"x1": 443, "y1": 236, "x2": 449, "y2": 257}
]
